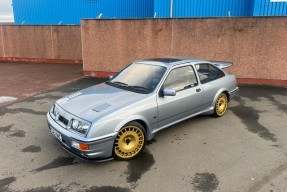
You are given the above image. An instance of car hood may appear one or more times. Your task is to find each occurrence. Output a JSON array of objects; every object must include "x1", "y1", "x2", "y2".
[{"x1": 56, "y1": 83, "x2": 146, "y2": 122}]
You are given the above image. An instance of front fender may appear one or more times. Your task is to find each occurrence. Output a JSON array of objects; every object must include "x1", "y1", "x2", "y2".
[{"x1": 114, "y1": 115, "x2": 152, "y2": 139}]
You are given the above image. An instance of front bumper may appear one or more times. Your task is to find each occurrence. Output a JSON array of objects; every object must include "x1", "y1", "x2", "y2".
[{"x1": 47, "y1": 112, "x2": 116, "y2": 161}]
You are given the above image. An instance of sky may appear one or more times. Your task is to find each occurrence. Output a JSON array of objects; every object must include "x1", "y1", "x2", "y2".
[{"x1": 0, "y1": 0, "x2": 13, "y2": 22}]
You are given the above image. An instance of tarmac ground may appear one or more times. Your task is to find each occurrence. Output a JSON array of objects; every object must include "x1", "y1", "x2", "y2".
[
  {"x1": 0, "y1": 62, "x2": 83, "y2": 107},
  {"x1": 0, "y1": 75, "x2": 287, "y2": 192}
]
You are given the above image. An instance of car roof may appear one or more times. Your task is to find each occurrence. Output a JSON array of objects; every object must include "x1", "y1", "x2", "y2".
[{"x1": 134, "y1": 57, "x2": 209, "y2": 67}]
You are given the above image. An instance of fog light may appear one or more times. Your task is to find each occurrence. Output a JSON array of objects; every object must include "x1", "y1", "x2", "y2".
[
  {"x1": 71, "y1": 141, "x2": 80, "y2": 149},
  {"x1": 79, "y1": 143, "x2": 89, "y2": 151}
]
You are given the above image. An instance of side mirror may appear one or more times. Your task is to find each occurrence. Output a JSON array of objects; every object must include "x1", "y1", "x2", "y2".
[
  {"x1": 163, "y1": 88, "x2": 176, "y2": 96},
  {"x1": 109, "y1": 75, "x2": 114, "y2": 80}
]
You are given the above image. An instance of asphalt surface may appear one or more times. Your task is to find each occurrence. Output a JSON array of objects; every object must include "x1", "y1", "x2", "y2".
[
  {"x1": 0, "y1": 62, "x2": 83, "y2": 107},
  {"x1": 0, "y1": 78, "x2": 286, "y2": 192}
]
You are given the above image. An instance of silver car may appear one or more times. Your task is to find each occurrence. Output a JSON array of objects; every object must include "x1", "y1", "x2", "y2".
[{"x1": 47, "y1": 58, "x2": 239, "y2": 161}]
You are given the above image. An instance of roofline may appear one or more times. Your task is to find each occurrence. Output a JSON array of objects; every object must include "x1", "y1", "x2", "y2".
[{"x1": 134, "y1": 57, "x2": 209, "y2": 67}]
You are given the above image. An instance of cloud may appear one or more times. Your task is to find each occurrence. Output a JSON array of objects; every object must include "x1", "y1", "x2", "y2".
[{"x1": 0, "y1": 0, "x2": 14, "y2": 22}]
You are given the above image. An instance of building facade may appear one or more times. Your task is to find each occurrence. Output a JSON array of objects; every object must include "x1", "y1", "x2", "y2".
[
  {"x1": 12, "y1": 0, "x2": 154, "y2": 25},
  {"x1": 12, "y1": 0, "x2": 287, "y2": 25}
]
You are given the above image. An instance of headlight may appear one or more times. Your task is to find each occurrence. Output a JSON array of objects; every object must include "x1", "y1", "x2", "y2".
[
  {"x1": 71, "y1": 119, "x2": 79, "y2": 129},
  {"x1": 51, "y1": 104, "x2": 58, "y2": 118},
  {"x1": 70, "y1": 119, "x2": 89, "y2": 134},
  {"x1": 77, "y1": 123, "x2": 89, "y2": 134},
  {"x1": 51, "y1": 104, "x2": 55, "y2": 114}
]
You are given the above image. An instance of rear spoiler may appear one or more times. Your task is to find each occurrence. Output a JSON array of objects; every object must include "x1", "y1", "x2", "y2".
[{"x1": 210, "y1": 61, "x2": 233, "y2": 69}]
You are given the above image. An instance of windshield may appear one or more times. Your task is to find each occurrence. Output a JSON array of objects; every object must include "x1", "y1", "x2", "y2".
[{"x1": 107, "y1": 63, "x2": 166, "y2": 93}]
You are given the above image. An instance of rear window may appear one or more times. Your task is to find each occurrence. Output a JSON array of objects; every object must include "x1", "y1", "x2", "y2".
[{"x1": 195, "y1": 64, "x2": 225, "y2": 84}]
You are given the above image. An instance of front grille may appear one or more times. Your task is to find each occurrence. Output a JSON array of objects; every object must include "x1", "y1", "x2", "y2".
[{"x1": 58, "y1": 116, "x2": 69, "y2": 126}]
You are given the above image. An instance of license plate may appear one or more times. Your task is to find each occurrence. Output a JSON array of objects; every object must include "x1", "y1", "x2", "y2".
[{"x1": 51, "y1": 128, "x2": 62, "y2": 141}]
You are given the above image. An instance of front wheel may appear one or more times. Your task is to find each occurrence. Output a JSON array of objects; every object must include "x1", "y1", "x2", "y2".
[
  {"x1": 213, "y1": 93, "x2": 228, "y2": 117},
  {"x1": 113, "y1": 122, "x2": 146, "y2": 161}
]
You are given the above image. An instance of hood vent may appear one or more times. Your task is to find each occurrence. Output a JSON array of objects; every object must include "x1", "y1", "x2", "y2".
[{"x1": 93, "y1": 103, "x2": 111, "y2": 112}]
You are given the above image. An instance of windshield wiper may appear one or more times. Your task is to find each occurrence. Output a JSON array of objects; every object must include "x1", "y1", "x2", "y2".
[
  {"x1": 129, "y1": 86, "x2": 151, "y2": 93},
  {"x1": 107, "y1": 82, "x2": 150, "y2": 93},
  {"x1": 109, "y1": 81, "x2": 129, "y2": 87}
]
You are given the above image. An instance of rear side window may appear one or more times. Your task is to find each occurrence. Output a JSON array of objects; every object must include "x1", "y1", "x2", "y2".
[
  {"x1": 195, "y1": 64, "x2": 225, "y2": 84},
  {"x1": 163, "y1": 66, "x2": 198, "y2": 92}
]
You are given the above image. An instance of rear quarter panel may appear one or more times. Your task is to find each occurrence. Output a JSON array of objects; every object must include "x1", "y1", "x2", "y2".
[{"x1": 201, "y1": 72, "x2": 237, "y2": 110}]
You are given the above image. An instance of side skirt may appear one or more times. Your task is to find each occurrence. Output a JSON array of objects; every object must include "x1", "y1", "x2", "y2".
[{"x1": 151, "y1": 107, "x2": 214, "y2": 135}]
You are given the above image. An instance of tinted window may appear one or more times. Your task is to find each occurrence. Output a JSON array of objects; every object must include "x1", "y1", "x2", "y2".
[
  {"x1": 163, "y1": 66, "x2": 198, "y2": 92},
  {"x1": 195, "y1": 64, "x2": 225, "y2": 84}
]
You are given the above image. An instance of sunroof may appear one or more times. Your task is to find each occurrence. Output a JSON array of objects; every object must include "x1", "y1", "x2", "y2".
[{"x1": 144, "y1": 58, "x2": 182, "y2": 63}]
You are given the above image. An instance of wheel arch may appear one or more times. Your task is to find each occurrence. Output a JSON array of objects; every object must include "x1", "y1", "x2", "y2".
[
  {"x1": 223, "y1": 90, "x2": 230, "y2": 101},
  {"x1": 114, "y1": 115, "x2": 152, "y2": 139},
  {"x1": 211, "y1": 88, "x2": 229, "y2": 108},
  {"x1": 133, "y1": 119, "x2": 148, "y2": 132}
]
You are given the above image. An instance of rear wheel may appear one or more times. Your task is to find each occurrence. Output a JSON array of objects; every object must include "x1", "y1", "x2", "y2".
[
  {"x1": 213, "y1": 93, "x2": 228, "y2": 117},
  {"x1": 113, "y1": 122, "x2": 146, "y2": 160}
]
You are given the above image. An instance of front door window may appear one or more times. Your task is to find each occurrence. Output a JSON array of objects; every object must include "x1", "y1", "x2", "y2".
[{"x1": 163, "y1": 66, "x2": 198, "y2": 92}]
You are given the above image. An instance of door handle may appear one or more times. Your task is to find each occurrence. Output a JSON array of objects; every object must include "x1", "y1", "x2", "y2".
[{"x1": 196, "y1": 88, "x2": 201, "y2": 92}]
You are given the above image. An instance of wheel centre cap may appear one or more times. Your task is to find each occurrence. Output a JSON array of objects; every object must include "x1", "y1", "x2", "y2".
[{"x1": 125, "y1": 137, "x2": 132, "y2": 145}]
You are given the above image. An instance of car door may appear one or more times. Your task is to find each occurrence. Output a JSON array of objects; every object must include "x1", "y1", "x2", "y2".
[{"x1": 157, "y1": 65, "x2": 205, "y2": 128}]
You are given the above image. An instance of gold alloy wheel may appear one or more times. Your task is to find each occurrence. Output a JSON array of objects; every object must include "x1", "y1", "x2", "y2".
[
  {"x1": 215, "y1": 93, "x2": 228, "y2": 116},
  {"x1": 114, "y1": 125, "x2": 145, "y2": 159}
]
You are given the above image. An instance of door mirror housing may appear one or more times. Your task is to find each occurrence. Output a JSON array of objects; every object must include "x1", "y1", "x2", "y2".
[{"x1": 163, "y1": 88, "x2": 176, "y2": 96}]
